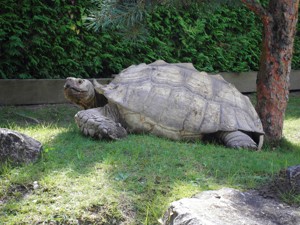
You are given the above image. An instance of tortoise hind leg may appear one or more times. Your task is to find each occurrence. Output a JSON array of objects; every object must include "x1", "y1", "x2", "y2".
[
  {"x1": 75, "y1": 108, "x2": 127, "y2": 140},
  {"x1": 217, "y1": 131, "x2": 257, "y2": 150}
]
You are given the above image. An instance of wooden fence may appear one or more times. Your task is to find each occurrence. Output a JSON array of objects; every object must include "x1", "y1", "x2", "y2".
[{"x1": 0, "y1": 71, "x2": 299, "y2": 105}]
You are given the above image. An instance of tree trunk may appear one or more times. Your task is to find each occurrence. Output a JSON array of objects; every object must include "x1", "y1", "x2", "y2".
[{"x1": 242, "y1": 0, "x2": 299, "y2": 142}]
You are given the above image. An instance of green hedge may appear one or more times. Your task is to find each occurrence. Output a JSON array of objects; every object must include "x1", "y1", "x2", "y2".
[
  {"x1": 136, "y1": 5, "x2": 262, "y2": 72},
  {"x1": 0, "y1": 0, "x2": 107, "y2": 78},
  {"x1": 0, "y1": 1, "x2": 299, "y2": 79}
]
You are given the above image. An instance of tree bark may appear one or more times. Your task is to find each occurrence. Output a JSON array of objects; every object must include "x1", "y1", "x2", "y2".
[{"x1": 241, "y1": 0, "x2": 299, "y2": 142}]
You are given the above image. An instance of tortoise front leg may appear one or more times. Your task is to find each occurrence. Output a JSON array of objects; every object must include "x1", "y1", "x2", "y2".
[
  {"x1": 217, "y1": 131, "x2": 257, "y2": 150},
  {"x1": 75, "y1": 108, "x2": 127, "y2": 140}
]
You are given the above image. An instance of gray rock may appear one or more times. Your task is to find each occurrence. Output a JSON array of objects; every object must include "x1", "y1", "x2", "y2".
[
  {"x1": 162, "y1": 188, "x2": 300, "y2": 225},
  {"x1": 0, "y1": 128, "x2": 42, "y2": 164}
]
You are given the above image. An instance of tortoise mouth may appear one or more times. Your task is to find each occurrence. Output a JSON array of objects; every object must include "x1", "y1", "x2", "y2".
[
  {"x1": 64, "y1": 85, "x2": 87, "y2": 93},
  {"x1": 70, "y1": 87, "x2": 87, "y2": 93}
]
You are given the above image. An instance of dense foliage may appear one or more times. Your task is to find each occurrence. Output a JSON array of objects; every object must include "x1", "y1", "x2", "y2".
[
  {"x1": 0, "y1": 0, "x2": 104, "y2": 78},
  {"x1": 0, "y1": 0, "x2": 299, "y2": 78},
  {"x1": 138, "y1": 5, "x2": 263, "y2": 72}
]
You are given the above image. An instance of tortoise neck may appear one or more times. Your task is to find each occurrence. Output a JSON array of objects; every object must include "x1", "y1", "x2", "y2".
[{"x1": 80, "y1": 92, "x2": 97, "y2": 109}]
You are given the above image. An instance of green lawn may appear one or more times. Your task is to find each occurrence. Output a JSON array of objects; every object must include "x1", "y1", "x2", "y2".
[{"x1": 0, "y1": 93, "x2": 299, "y2": 224}]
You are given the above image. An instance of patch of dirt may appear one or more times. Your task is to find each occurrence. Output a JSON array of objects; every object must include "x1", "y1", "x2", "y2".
[
  {"x1": 0, "y1": 183, "x2": 33, "y2": 204},
  {"x1": 78, "y1": 204, "x2": 125, "y2": 225},
  {"x1": 77, "y1": 194, "x2": 136, "y2": 225},
  {"x1": 258, "y1": 168, "x2": 300, "y2": 206}
]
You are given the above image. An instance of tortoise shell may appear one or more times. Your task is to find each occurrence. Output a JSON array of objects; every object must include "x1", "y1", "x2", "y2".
[{"x1": 98, "y1": 60, "x2": 264, "y2": 142}]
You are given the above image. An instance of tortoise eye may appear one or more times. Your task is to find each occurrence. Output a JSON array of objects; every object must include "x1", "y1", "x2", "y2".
[{"x1": 78, "y1": 79, "x2": 83, "y2": 84}]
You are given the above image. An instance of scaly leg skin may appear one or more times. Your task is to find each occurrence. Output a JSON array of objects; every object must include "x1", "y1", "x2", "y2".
[
  {"x1": 217, "y1": 130, "x2": 257, "y2": 150},
  {"x1": 75, "y1": 108, "x2": 127, "y2": 140}
]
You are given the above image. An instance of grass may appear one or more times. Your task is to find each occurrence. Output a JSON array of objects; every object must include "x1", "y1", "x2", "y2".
[{"x1": 0, "y1": 94, "x2": 300, "y2": 224}]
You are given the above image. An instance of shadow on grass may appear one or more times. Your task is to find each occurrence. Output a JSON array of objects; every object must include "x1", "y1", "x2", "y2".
[
  {"x1": 2, "y1": 117, "x2": 300, "y2": 186},
  {"x1": 1, "y1": 100, "x2": 299, "y2": 179},
  {"x1": 285, "y1": 92, "x2": 300, "y2": 120},
  {"x1": 34, "y1": 128, "x2": 300, "y2": 196},
  {"x1": 261, "y1": 137, "x2": 300, "y2": 152},
  {"x1": 1, "y1": 102, "x2": 300, "y2": 223},
  {"x1": 2, "y1": 127, "x2": 300, "y2": 224}
]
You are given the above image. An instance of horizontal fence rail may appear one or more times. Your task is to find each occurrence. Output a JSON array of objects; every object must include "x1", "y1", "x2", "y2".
[{"x1": 0, "y1": 71, "x2": 299, "y2": 106}]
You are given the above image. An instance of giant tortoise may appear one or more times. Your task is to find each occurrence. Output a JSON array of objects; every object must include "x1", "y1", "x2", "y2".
[{"x1": 64, "y1": 60, "x2": 264, "y2": 150}]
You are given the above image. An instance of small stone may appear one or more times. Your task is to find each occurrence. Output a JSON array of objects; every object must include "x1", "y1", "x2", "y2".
[{"x1": 33, "y1": 181, "x2": 39, "y2": 190}]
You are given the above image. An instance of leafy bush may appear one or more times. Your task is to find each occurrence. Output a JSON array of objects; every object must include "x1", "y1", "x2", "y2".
[
  {"x1": 0, "y1": 0, "x2": 107, "y2": 78},
  {"x1": 135, "y1": 5, "x2": 263, "y2": 72},
  {"x1": 0, "y1": 1, "x2": 299, "y2": 79}
]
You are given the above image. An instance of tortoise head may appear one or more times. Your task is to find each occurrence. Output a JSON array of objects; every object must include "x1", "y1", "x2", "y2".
[{"x1": 64, "y1": 77, "x2": 95, "y2": 109}]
